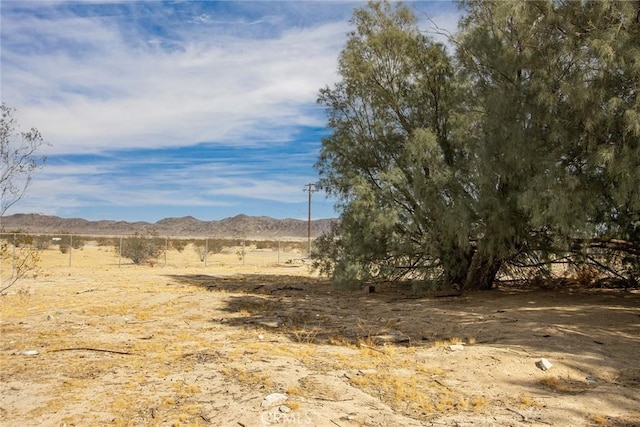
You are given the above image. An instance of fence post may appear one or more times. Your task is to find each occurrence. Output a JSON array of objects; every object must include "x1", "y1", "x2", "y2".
[
  {"x1": 69, "y1": 234, "x2": 73, "y2": 267},
  {"x1": 12, "y1": 234, "x2": 16, "y2": 276}
]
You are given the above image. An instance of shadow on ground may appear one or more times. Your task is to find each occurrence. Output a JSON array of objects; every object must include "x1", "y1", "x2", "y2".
[{"x1": 166, "y1": 273, "x2": 640, "y2": 368}]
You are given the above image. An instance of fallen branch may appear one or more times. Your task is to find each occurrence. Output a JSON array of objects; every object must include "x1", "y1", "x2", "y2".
[
  {"x1": 506, "y1": 407, "x2": 528, "y2": 422},
  {"x1": 49, "y1": 347, "x2": 132, "y2": 355},
  {"x1": 310, "y1": 396, "x2": 354, "y2": 402},
  {"x1": 358, "y1": 343, "x2": 387, "y2": 355}
]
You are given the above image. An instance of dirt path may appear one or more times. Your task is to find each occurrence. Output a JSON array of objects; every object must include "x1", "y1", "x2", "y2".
[{"x1": 1, "y1": 249, "x2": 639, "y2": 426}]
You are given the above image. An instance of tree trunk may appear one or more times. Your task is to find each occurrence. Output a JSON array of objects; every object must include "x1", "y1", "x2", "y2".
[
  {"x1": 462, "y1": 251, "x2": 502, "y2": 291},
  {"x1": 441, "y1": 247, "x2": 474, "y2": 289}
]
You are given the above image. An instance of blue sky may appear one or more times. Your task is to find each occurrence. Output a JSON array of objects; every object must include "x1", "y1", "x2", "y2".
[{"x1": 1, "y1": 0, "x2": 459, "y2": 222}]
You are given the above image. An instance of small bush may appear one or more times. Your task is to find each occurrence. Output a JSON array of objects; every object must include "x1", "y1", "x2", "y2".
[
  {"x1": 56, "y1": 235, "x2": 84, "y2": 253},
  {"x1": 170, "y1": 239, "x2": 188, "y2": 252},
  {"x1": 193, "y1": 241, "x2": 208, "y2": 262},
  {"x1": 97, "y1": 237, "x2": 118, "y2": 247},
  {"x1": 118, "y1": 233, "x2": 163, "y2": 265},
  {"x1": 192, "y1": 239, "x2": 224, "y2": 262},
  {"x1": 33, "y1": 235, "x2": 51, "y2": 250}
]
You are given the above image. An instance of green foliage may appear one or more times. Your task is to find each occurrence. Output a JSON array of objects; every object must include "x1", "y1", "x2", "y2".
[
  {"x1": 118, "y1": 232, "x2": 163, "y2": 265},
  {"x1": 314, "y1": 0, "x2": 640, "y2": 291}
]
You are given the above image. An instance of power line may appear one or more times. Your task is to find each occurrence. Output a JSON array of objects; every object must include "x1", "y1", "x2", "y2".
[{"x1": 304, "y1": 183, "x2": 316, "y2": 257}]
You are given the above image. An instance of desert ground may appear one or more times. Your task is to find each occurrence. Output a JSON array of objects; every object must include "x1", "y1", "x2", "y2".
[{"x1": 1, "y1": 242, "x2": 639, "y2": 426}]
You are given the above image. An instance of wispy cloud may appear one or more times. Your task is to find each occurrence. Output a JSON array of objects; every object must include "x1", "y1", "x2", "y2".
[
  {"x1": 1, "y1": 1, "x2": 460, "y2": 221},
  {"x1": 3, "y1": 6, "x2": 347, "y2": 154}
]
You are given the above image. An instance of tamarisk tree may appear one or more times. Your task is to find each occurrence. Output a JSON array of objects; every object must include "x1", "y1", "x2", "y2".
[{"x1": 314, "y1": 1, "x2": 640, "y2": 290}]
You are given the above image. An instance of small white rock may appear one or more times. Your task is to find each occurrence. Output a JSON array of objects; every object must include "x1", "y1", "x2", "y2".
[
  {"x1": 448, "y1": 344, "x2": 465, "y2": 351},
  {"x1": 261, "y1": 393, "x2": 288, "y2": 408},
  {"x1": 258, "y1": 334, "x2": 264, "y2": 340},
  {"x1": 278, "y1": 405, "x2": 291, "y2": 413},
  {"x1": 536, "y1": 358, "x2": 553, "y2": 371},
  {"x1": 21, "y1": 350, "x2": 39, "y2": 356}
]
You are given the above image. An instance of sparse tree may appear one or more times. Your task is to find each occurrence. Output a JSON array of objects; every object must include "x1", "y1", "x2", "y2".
[
  {"x1": 1, "y1": 104, "x2": 47, "y2": 293},
  {"x1": 1, "y1": 103, "x2": 47, "y2": 216}
]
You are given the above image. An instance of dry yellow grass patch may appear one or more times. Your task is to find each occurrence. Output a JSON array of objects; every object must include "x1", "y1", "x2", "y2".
[
  {"x1": 220, "y1": 366, "x2": 276, "y2": 390},
  {"x1": 433, "y1": 336, "x2": 464, "y2": 348},
  {"x1": 323, "y1": 342, "x2": 484, "y2": 418}
]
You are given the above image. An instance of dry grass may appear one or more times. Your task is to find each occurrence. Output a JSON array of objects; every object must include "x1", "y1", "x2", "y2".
[
  {"x1": 2, "y1": 244, "x2": 639, "y2": 426},
  {"x1": 433, "y1": 337, "x2": 464, "y2": 347}
]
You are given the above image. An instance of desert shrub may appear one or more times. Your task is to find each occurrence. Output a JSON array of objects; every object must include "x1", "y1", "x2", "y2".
[
  {"x1": 255, "y1": 240, "x2": 278, "y2": 250},
  {"x1": 192, "y1": 239, "x2": 225, "y2": 262},
  {"x1": 284, "y1": 241, "x2": 307, "y2": 253},
  {"x1": 118, "y1": 232, "x2": 163, "y2": 265},
  {"x1": 96, "y1": 237, "x2": 118, "y2": 247},
  {"x1": 6, "y1": 232, "x2": 34, "y2": 248},
  {"x1": 0, "y1": 232, "x2": 41, "y2": 294},
  {"x1": 33, "y1": 235, "x2": 51, "y2": 250},
  {"x1": 223, "y1": 238, "x2": 242, "y2": 247},
  {"x1": 170, "y1": 238, "x2": 188, "y2": 252},
  {"x1": 72, "y1": 236, "x2": 85, "y2": 249},
  {"x1": 208, "y1": 239, "x2": 227, "y2": 254},
  {"x1": 55, "y1": 235, "x2": 84, "y2": 253},
  {"x1": 193, "y1": 241, "x2": 208, "y2": 262}
]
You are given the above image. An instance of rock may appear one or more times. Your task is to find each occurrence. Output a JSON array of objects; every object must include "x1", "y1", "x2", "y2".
[
  {"x1": 261, "y1": 393, "x2": 288, "y2": 408},
  {"x1": 20, "y1": 350, "x2": 39, "y2": 356},
  {"x1": 46, "y1": 314, "x2": 54, "y2": 321},
  {"x1": 358, "y1": 369, "x2": 377, "y2": 375},
  {"x1": 536, "y1": 358, "x2": 553, "y2": 371},
  {"x1": 278, "y1": 405, "x2": 291, "y2": 413},
  {"x1": 363, "y1": 285, "x2": 375, "y2": 294},
  {"x1": 448, "y1": 344, "x2": 465, "y2": 351}
]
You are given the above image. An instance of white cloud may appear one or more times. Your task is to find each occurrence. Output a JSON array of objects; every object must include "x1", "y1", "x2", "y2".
[
  {"x1": 0, "y1": 1, "x2": 461, "y2": 221},
  {"x1": 1, "y1": 6, "x2": 349, "y2": 155}
]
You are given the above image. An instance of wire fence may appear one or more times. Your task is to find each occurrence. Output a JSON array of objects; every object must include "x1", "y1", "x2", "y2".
[{"x1": 0, "y1": 233, "x2": 310, "y2": 273}]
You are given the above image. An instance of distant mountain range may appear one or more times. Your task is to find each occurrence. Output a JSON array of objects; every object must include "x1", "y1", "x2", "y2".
[{"x1": 0, "y1": 213, "x2": 337, "y2": 239}]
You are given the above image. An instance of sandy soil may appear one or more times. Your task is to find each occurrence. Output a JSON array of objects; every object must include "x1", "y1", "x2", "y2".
[{"x1": 1, "y1": 245, "x2": 639, "y2": 426}]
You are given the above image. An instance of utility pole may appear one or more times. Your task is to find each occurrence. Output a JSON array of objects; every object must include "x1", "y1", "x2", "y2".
[{"x1": 304, "y1": 183, "x2": 315, "y2": 257}]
